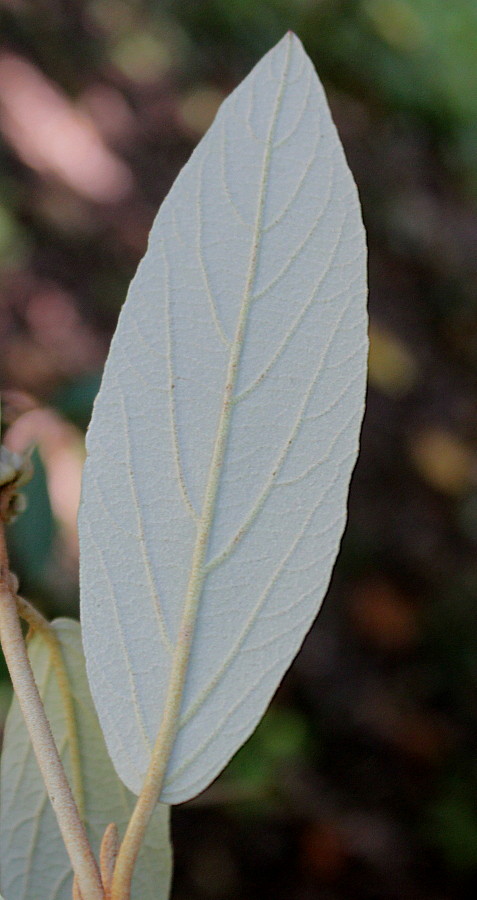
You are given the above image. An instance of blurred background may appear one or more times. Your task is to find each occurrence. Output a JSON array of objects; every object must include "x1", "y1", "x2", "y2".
[{"x1": 1, "y1": 1, "x2": 477, "y2": 898}]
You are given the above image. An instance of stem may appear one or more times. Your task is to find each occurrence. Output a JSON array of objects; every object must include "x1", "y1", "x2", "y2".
[
  {"x1": 0, "y1": 517, "x2": 104, "y2": 900},
  {"x1": 15, "y1": 594, "x2": 86, "y2": 820},
  {"x1": 110, "y1": 745, "x2": 168, "y2": 900},
  {"x1": 15, "y1": 593, "x2": 50, "y2": 632},
  {"x1": 100, "y1": 823, "x2": 120, "y2": 899}
]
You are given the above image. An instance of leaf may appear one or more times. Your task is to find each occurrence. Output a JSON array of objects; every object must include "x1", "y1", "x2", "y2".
[
  {"x1": 0, "y1": 620, "x2": 171, "y2": 900},
  {"x1": 79, "y1": 32, "x2": 368, "y2": 805}
]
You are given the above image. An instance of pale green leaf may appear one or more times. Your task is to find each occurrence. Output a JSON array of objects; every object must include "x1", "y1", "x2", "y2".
[
  {"x1": 79, "y1": 32, "x2": 368, "y2": 804},
  {"x1": 0, "y1": 619, "x2": 171, "y2": 900}
]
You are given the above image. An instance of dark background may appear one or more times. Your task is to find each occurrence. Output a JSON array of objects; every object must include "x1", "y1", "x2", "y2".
[{"x1": 1, "y1": 1, "x2": 477, "y2": 898}]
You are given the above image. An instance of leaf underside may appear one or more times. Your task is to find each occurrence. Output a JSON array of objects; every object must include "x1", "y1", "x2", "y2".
[
  {"x1": 79, "y1": 32, "x2": 368, "y2": 805},
  {"x1": 0, "y1": 620, "x2": 171, "y2": 900}
]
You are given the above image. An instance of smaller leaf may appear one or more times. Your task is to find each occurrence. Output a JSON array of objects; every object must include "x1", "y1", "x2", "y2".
[{"x1": 0, "y1": 619, "x2": 172, "y2": 900}]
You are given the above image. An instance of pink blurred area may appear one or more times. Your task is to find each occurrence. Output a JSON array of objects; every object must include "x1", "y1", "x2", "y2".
[
  {"x1": 1, "y1": 275, "x2": 106, "y2": 395},
  {"x1": 4, "y1": 404, "x2": 84, "y2": 564},
  {"x1": 0, "y1": 52, "x2": 133, "y2": 203}
]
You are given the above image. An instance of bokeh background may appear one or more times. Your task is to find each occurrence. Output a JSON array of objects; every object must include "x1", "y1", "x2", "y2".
[{"x1": 1, "y1": 1, "x2": 477, "y2": 898}]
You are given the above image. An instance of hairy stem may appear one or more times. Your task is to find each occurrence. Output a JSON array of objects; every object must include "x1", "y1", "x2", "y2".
[
  {"x1": 0, "y1": 514, "x2": 104, "y2": 900},
  {"x1": 110, "y1": 748, "x2": 167, "y2": 900},
  {"x1": 100, "y1": 823, "x2": 120, "y2": 899},
  {"x1": 15, "y1": 593, "x2": 86, "y2": 820},
  {"x1": 15, "y1": 593, "x2": 51, "y2": 632}
]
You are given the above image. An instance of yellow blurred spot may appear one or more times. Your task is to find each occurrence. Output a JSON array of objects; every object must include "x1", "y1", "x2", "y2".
[
  {"x1": 111, "y1": 32, "x2": 172, "y2": 82},
  {"x1": 410, "y1": 428, "x2": 475, "y2": 495},
  {"x1": 363, "y1": 0, "x2": 426, "y2": 51},
  {"x1": 368, "y1": 323, "x2": 418, "y2": 397},
  {"x1": 178, "y1": 87, "x2": 226, "y2": 137}
]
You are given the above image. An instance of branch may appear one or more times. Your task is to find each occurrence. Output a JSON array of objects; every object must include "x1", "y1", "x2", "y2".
[
  {"x1": 0, "y1": 503, "x2": 104, "y2": 900},
  {"x1": 15, "y1": 593, "x2": 85, "y2": 820}
]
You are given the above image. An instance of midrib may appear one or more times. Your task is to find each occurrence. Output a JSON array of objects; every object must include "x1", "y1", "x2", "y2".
[{"x1": 147, "y1": 35, "x2": 293, "y2": 800}]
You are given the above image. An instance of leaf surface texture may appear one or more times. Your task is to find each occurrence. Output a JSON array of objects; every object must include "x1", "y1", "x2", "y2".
[{"x1": 79, "y1": 33, "x2": 368, "y2": 804}]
